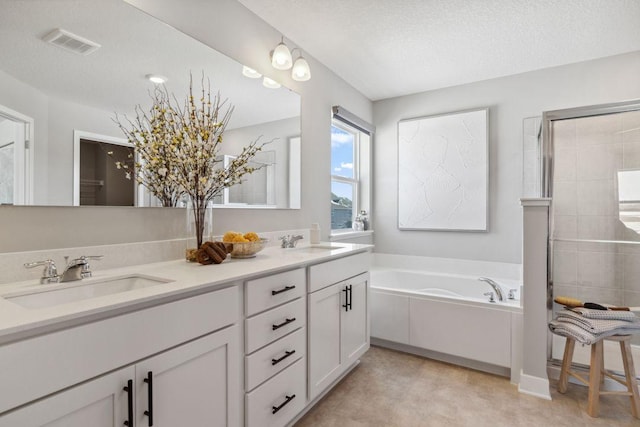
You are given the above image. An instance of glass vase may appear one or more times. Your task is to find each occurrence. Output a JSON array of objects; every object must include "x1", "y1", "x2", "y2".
[{"x1": 185, "y1": 202, "x2": 213, "y2": 262}]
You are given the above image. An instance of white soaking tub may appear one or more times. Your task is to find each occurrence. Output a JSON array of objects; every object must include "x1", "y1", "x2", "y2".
[{"x1": 370, "y1": 268, "x2": 522, "y2": 377}]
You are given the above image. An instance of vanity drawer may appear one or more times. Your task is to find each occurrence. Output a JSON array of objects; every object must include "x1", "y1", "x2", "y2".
[
  {"x1": 245, "y1": 268, "x2": 305, "y2": 316},
  {"x1": 245, "y1": 297, "x2": 305, "y2": 353},
  {"x1": 245, "y1": 327, "x2": 306, "y2": 391},
  {"x1": 246, "y1": 358, "x2": 306, "y2": 427},
  {"x1": 309, "y1": 251, "x2": 371, "y2": 293}
]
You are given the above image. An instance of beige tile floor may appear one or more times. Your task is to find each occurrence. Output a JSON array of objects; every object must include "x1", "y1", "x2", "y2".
[{"x1": 295, "y1": 346, "x2": 639, "y2": 427}]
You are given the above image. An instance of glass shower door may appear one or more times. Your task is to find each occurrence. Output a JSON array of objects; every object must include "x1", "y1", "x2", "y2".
[{"x1": 548, "y1": 105, "x2": 640, "y2": 372}]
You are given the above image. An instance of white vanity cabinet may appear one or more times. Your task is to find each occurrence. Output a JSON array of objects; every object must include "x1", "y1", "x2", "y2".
[
  {"x1": 244, "y1": 267, "x2": 307, "y2": 427},
  {"x1": 0, "y1": 285, "x2": 241, "y2": 427},
  {"x1": 308, "y1": 253, "x2": 370, "y2": 401}
]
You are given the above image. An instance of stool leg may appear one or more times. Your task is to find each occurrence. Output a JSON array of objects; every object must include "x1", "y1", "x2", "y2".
[
  {"x1": 620, "y1": 339, "x2": 640, "y2": 419},
  {"x1": 600, "y1": 343, "x2": 605, "y2": 385},
  {"x1": 587, "y1": 340, "x2": 603, "y2": 418},
  {"x1": 558, "y1": 338, "x2": 575, "y2": 394}
]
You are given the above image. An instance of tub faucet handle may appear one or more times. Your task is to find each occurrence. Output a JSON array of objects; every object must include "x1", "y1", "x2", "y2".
[
  {"x1": 483, "y1": 291, "x2": 496, "y2": 303},
  {"x1": 508, "y1": 288, "x2": 517, "y2": 300}
]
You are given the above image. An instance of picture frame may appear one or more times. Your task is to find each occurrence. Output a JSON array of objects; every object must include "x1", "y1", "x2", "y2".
[{"x1": 397, "y1": 108, "x2": 488, "y2": 231}]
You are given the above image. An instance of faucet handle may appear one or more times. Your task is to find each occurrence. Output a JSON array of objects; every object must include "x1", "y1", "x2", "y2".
[
  {"x1": 483, "y1": 291, "x2": 496, "y2": 303},
  {"x1": 79, "y1": 255, "x2": 103, "y2": 278},
  {"x1": 508, "y1": 288, "x2": 518, "y2": 300},
  {"x1": 24, "y1": 259, "x2": 59, "y2": 284}
]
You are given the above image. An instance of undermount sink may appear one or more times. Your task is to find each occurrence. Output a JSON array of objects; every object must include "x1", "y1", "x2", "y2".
[
  {"x1": 3, "y1": 274, "x2": 173, "y2": 309},
  {"x1": 290, "y1": 244, "x2": 345, "y2": 253}
]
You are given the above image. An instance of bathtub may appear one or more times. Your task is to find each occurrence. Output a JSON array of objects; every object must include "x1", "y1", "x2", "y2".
[{"x1": 370, "y1": 268, "x2": 522, "y2": 378}]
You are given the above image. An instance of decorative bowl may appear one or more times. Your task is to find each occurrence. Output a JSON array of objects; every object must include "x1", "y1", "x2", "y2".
[{"x1": 224, "y1": 238, "x2": 269, "y2": 258}]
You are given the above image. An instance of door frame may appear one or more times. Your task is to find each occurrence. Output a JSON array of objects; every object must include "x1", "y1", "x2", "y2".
[{"x1": 0, "y1": 104, "x2": 34, "y2": 205}]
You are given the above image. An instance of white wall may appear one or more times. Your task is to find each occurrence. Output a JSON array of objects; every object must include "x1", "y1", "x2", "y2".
[{"x1": 373, "y1": 51, "x2": 640, "y2": 264}]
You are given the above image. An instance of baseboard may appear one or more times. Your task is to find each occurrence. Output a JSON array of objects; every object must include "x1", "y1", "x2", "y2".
[
  {"x1": 371, "y1": 337, "x2": 511, "y2": 378},
  {"x1": 517, "y1": 370, "x2": 551, "y2": 400}
]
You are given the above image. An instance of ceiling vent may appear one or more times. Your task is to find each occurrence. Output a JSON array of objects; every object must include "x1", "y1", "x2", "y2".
[{"x1": 42, "y1": 28, "x2": 101, "y2": 55}]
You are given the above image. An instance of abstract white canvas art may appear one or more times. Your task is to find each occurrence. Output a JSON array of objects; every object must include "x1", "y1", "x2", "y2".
[{"x1": 398, "y1": 108, "x2": 488, "y2": 231}]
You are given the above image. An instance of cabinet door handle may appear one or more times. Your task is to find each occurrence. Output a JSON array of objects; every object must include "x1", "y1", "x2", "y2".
[
  {"x1": 271, "y1": 285, "x2": 296, "y2": 296},
  {"x1": 143, "y1": 371, "x2": 154, "y2": 426},
  {"x1": 272, "y1": 317, "x2": 296, "y2": 330},
  {"x1": 123, "y1": 379, "x2": 134, "y2": 426},
  {"x1": 342, "y1": 285, "x2": 352, "y2": 311},
  {"x1": 272, "y1": 394, "x2": 296, "y2": 414},
  {"x1": 271, "y1": 350, "x2": 296, "y2": 366},
  {"x1": 348, "y1": 285, "x2": 353, "y2": 311}
]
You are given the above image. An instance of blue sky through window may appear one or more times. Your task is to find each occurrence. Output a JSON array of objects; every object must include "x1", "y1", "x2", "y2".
[{"x1": 331, "y1": 126, "x2": 354, "y2": 199}]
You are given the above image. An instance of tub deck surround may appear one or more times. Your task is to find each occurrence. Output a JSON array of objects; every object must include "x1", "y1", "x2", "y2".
[{"x1": 0, "y1": 242, "x2": 371, "y2": 343}]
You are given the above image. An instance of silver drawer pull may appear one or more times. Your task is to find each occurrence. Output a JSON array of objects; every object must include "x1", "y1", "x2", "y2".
[
  {"x1": 271, "y1": 350, "x2": 296, "y2": 366},
  {"x1": 271, "y1": 285, "x2": 296, "y2": 296},
  {"x1": 272, "y1": 317, "x2": 296, "y2": 330}
]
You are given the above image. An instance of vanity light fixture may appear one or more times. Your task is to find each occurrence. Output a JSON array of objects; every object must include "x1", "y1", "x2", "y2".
[
  {"x1": 291, "y1": 53, "x2": 311, "y2": 82},
  {"x1": 270, "y1": 37, "x2": 293, "y2": 70},
  {"x1": 242, "y1": 66, "x2": 262, "y2": 79},
  {"x1": 262, "y1": 76, "x2": 281, "y2": 89},
  {"x1": 269, "y1": 37, "x2": 312, "y2": 81},
  {"x1": 145, "y1": 74, "x2": 167, "y2": 84}
]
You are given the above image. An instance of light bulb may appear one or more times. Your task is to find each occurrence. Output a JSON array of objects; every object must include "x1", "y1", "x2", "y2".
[
  {"x1": 271, "y1": 42, "x2": 292, "y2": 70},
  {"x1": 291, "y1": 56, "x2": 311, "y2": 81}
]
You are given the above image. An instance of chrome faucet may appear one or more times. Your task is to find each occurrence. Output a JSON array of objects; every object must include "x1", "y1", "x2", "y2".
[
  {"x1": 61, "y1": 255, "x2": 103, "y2": 282},
  {"x1": 478, "y1": 277, "x2": 505, "y2": 302},
  {"x1": 24, "y1": 255, "x2": 103, "y2": 284},
  {"x1": 279, "y1": 234, "x2": 303, "y2": 248}
]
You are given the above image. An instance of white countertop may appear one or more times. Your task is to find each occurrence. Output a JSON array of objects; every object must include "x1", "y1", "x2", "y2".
[{"x1": 0, "y1": 242, "x2": 372, "y2": 343}]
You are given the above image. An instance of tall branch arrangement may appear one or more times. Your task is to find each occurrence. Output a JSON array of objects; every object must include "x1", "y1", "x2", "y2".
[{"x1": 115, "y1": 73, "x2": 265, "y2": 247}]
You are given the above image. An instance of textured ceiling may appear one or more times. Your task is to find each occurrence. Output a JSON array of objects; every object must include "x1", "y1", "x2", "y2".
[{"x1": 238, "y1": 0, "x2": 640, "y2": 101}]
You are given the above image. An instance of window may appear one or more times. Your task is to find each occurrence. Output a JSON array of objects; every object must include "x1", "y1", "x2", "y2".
[{"x1": 330, "y1": 106, "x2": 373, "y2": 232}]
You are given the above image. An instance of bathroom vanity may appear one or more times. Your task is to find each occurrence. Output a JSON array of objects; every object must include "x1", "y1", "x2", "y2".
[{"x1": 0, "y1": 243, "x2": 372, "y2": 427}]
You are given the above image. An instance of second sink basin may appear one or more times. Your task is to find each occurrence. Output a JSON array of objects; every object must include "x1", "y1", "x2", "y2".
[
  {"x1": 3, "y1": 274, "x2": 173, "y2": 309},
  {"x1": 290, "y1": 244, "x2": 345, "y2": 253}
]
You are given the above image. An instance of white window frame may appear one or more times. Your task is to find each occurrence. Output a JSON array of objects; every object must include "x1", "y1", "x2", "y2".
[
  {"x1": 331, "y1": 120, "x2": 360, "y2": 230},
  {"x1": 330, "y1": 106, "x2": 374, "y2": 234}
]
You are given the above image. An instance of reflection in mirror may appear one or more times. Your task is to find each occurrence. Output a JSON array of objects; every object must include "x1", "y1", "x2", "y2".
[
  {"x1": 76, "y1": 135, "x2": 134, "y2": 206},
  {"x1": 0, "y1": 0, "x2": 301, "y2": 208},
  {"x1": 0, "y1": 104, "x2": 33, "y2": 205}
]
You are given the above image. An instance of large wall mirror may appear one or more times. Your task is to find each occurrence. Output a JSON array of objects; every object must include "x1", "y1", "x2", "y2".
[{"x1": 0, "y1": 0, "x2": 301, "y2": 209}]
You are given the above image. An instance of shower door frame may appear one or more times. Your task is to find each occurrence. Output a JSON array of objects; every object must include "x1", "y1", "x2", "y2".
[{"x1": 542, "y1": 98, "x2": 640, "y2": 362}]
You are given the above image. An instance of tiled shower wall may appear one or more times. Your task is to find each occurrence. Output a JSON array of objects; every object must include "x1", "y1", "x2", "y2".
[{"x1": 552, "y1": 110, "x2": 640, "y2": 308}]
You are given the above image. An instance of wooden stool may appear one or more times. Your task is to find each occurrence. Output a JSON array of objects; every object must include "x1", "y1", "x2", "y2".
[{"x1": 557, "y1": 335, "x2": 640, "y2": 418}]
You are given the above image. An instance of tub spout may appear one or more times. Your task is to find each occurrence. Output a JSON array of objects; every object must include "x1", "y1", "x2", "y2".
[{"x1": 478, "y1": 277, "x2": 505, "y2": 302}]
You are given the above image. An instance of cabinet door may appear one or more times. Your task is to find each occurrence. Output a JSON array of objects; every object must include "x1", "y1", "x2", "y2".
[
  {"x1": 308, "y1": 282, "x2": 342, "y2": 401},
  {"x1": 136, "y1": 324, "x2": 241, "y2": 427},
  {"x1": 0, "y1": 366, "x2": 134, "y2": 427},
  {"x1": 341, "y1": 273, "x2": 370, "y2": 367}
]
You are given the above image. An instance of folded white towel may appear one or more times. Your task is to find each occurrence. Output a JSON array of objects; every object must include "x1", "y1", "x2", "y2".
[
  {"x1": 571, "y1": 307, "x2": 637, "y2": 321},
  {"x1": 548, "y1": 320, "x2": 604, "y2": 345},
  {"x1": 556, "y1": 310, "x2": 640, "y2": 334}
]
